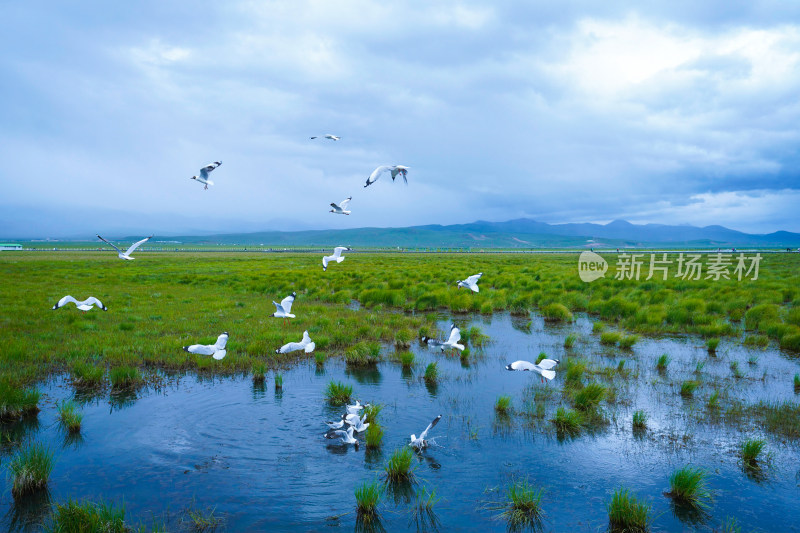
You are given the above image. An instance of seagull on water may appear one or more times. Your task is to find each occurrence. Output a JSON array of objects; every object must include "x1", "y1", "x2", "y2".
[
  {"x1": 410, "y1": 414, "x2": 442, "y2": 450},
  {"x1": 275, "y1": 330, "x2": 315, "y2": 354},
  {"x1": 52, "y1": 296, "x2": 107, "y2": 312},
  {"x1": 325, "y1": 414, "x2": 349, "y2": 430},
  {"x1": 346, "y1": 413, "x2": 370, "y2": 433},
  {"x1": 272, "y1": 292, "x2": 296, "y2": 325},
  {"x1": 457, "y1": 273, "x2": 483, "y2": 293},
  {"x1": 422, "y1": 324, "x2": 465, "y2": 354},
  {"x1": 310, "y1": 134, "x2": 341, "y2": 141},
  {"x1": 183, "y1": 332, "x2": 229, "y2": 360},
  {"x1": 329, "y1": 197, "x2": 352, "y2": 215},
  {"x1": 506, "y1": 359, "x2": 560, "y2": 383},
  {"x1": 323, "y1": 247, "x2": 350, "y2": 271},
  {"x1": 97, "y1": 235, "x2": 153, "y2": 260},
  {"x1": 364, "y1": 165, "x2": 409, "y2": 188},
  {"x1": 324, "y1": 426, "x2": 359, "y2": 448},
  {"x1": 190, "y1": 161, "x2": 221, "y2": 190},
  {"x1": 346, "y1": 400, "x2": 368, "y2": 415}
]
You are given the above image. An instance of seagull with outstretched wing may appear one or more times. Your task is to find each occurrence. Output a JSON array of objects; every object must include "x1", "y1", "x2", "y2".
[
  {"x1": 323, "y1": 246, "x2": 351, "y2": 271},
  {"x1": 272, "y1": 292, "x2": 296, "y2": 325},
  {"x1": 97, "y1": 234, "x2": 153, "y2": 260},
  {"x1": 506, "y1": 358, "x2": 560, "y2": 384},
  {"x1": 191, "y1": 161, "x2": 221, "y2": 190},
  {"x1": 457, "y1": 272, "x2": 483, "y2": 293},
  {"x1": 310, "y1": 134, "x2": 341, "y2": 141},
  {"x1": 183, "y1": 332, "x2": 229, "y2": 360},
  {"x1": 364, "y1": 165, "x2": 410, "y2": 188},
  {"x1": 330, "y1": 197, "x2": 352, "y2": 215},
  {"x1": 52, "y1": 296, "x2": 107, "y2": 311},
  {"x1": 410, "y1": 414, "x2": 442, "y2": 450},
  {"x1": 276, "y1": 330, "x2": 316, "y2": 354},
  {"x1": 422, "y1": 324, "x2": 464, "y2": 354}
]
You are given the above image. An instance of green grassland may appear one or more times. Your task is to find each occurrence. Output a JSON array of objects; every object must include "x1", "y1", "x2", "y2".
[{"x1": 1, "y1": 252, "x2": 799, "y2": 390}]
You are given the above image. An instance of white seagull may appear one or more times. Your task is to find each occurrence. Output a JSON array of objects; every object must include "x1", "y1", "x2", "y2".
[
  {"x1": 272, "y1": 292, "x2": 296, "y2": 325},
  {"x1": 364, "y1": 165, "x2": 410, "y2": 188},
  {"x1": 506, "y1": 359, "x2": 560, "y2": 383},
  {"x1": 275, "y1": 330, "x2": 316, "y2": 354},
  {"x1": 457, "y1": 273, "x2": 483, "y2": 293},
  {"x1": 97, "y1": 234, "x2": 153, "y2": 261},
  {"x1": 346, "y1": 413, "x2": 370, "y2": 433},
  {"x1": 183, "y1": 332, "x2": 229, "y2": 360},
  {"x1": 346, "y1": 400, "x2": 367, "y2": 415},
  {"x1": 310, "y1": 134, "x2": 341, "y2": 141},
  {"x1": 52, "y1": 296, "x2": 107, "y2": 312},
  {"x1": 322, "y1": 247, "x2": 350, "y2": 271},
  {"x1": 325, "y1": 414, "x2": 348, "y2": 430},
  {"x1": 329, "y1": 197, "x2": 352, "y2": 215},
  {"x1": 190, "y1": 161, "x2": 221, "y2": 190},
  {"x1": 421, "y1": 324, "x2": 465, "y2": 354},
  {"x1": 324, "y1": 426, "x2": 359, "y2": 448},
  {"x1": 410, "y1": 415, "x2": 442, "y2": 450}
]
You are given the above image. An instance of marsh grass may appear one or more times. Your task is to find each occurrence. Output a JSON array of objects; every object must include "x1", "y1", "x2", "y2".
[
  {"x1": 45, "y1": 499, "x2": 126, "y2": 533},
  {"x1": 747, "y1": 354, "x2": 759, "y2": 366},
  {"x1": 8, "y1": 442, "x2": 55, "y2": 498},
  {"x1": 424, "y1": 362, "x2": 439, "y2": 384},
  {"x1": 495, "y1": 395, "x2": 512, "y2": 414},
  {"x1": 563, "y1": 360, "x2": 586, "y2": 387},
  {"x1": 607, "y1": 488, "x2": 651, "y2": 532},
  {"x1": 730, "y1": 361, "x2": 743, "y2": 379},
  {"x1": 632, "y1": 410, "x2": 647, "y2": 430},
  {"x1": 564, "y1": 333, "x2": 577, "y2": 348},
  {"x1": 366, "y1": 422, "x2": 384, "y2": 449},
  {"x1": 573, "y1": 382, "x2": 606, "y2": 411},
  {"x1": 355, "y1": 480, "x2": 383, "y2": 522},
  {"x1": 706, "y1": 337, "x2": 720, "y2": 354},
  {"x1": 619, "y1": 335, "x2": 639, "y2": 350},
  {"x1": 325, "y1": 380, "x2": 353, "y2": 405},
  {"x1": 667, "y1": 466, "x2": 711, "y2": 509},
  {"x1": 412, "y1": 485, "x2": 441, "y2": 531},
  {"x1": 656, "y1": 354, "x2": 670, "y2": 371},
  {"x1": 740, "y1": 439, "x2": 767, "y2": 468},
  {"x1": 500, "y1": 479, "x2": 544, "y2": 530},
  {"x1": 794, "y1": 373, "x2": 800, "y2": 392},
  {"x1": 314, "y1": 352, "x2": 326, "y2": 366},
  {"x1": 551, "y1": 407, "x2": 584, "y2": 435},
  {"x1": 541, "y1": 303, "x2": 572, "y2": 322},
  {"x1": 108, "y1": 366, "x2": 141, "y2": 390},
  {"x1": 398, "y1": 351, "x2": 415, "y2": 368},
  {"x1": 346, "y1": 342, "x2": 383, "y2": 366},
  {"x1": 707, "y1": 390, "x2": 720, "y2": 410},
  {"x1": 70, "y1": 362, "x2": 104, "y2": 389},
  {"x1": 274, "y1": 373, "x2": 283, "y2": 390},
  {"x1": 384, "y1": 447, "x2": 415, "y2": 483},
  {"x1": 600, "y1": 332, "x2": 622, "y2": 346},
  {"x1": 183, "y1": 502, "x2": 222, "y2": 532},
  {"x1": 0, "y1": 382, "x2": 40, "y2": 422},
  {"x1": 56, "y1": 401, "x2": 82, "y2": 434},
  {"x1": 464, "y1": 326, "x2": 490, "y2": 347},
  {"x1": 680, "y1": 380, "x2": 699, "y2": 398},
  {"x1": 252, "y1": 362, "x2": 266, "y2": 383},
  {"x1": 592, "y1": 322, "x2": 605, "y2": 334},
  {"x1": 760, "y1": 401, "x2": 800, "y2": 440}
]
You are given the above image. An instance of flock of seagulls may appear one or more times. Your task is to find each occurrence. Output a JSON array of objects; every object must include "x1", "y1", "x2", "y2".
[{"x1": 324, "y1": 401, "x2": 372, "y2": 448}]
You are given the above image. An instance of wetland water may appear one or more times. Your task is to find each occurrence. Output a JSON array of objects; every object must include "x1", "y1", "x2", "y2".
[{"x1": 2, "y1": 313, "x2": 799, "y2": 532}]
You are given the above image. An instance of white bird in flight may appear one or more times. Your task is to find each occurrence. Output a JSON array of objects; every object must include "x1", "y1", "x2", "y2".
[
  {"x1": 323, "y1": 247, "x2": 351, "y2": 271},
  {"x1": 410, "y1": 414, "x2": 442, "y2": 450},
  {"x1": 457, "y1": 273, "x2": 483, "y2": 293},
  {"x1": 191, "y1": 161, "x2": 221, "y2": 190},
  {"x1": 97, "y1": 235, "x2": 153, "y2": 260},
  {"x1": 52, "y1": 296, "x2": 107, "y2": 312},
  {"x1": 310, "y1": 134, "x2": 341, "y2": 141},
  {"x1": 506, "y1": 359, "x2": 560, "y2": 383},
  {"x1": 272, "y1": 292, "x2": 296, "y2": 324},
  {"x1": 422, "y1": 324, "x2": 465, "y2": 354},
  {"x1": 183, "y1": 332, "x2": 229, "y2": 360},
  {"x1": 346, "y1": 413, "x2": 370, "y2": 433},
  {"x1": 364, "y1": 165, "x2": 409, "y2": 188},
  {"x1": 329, "y1": 197, "x2": 352, "y2": 215},
  {"x1": 324, "y1": 426, "x2": 359, "y2": 448},
  {"x1": 346, "y1": 400, "x2": 368, "y2": 415},
  {"x1": 275, "y1": 330, "x2": 316, "y2": 354},
  {"x1": 325, "y1": 414, "x2": 348, "y2": 430}
]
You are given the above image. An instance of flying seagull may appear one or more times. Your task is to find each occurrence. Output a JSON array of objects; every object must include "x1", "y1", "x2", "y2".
[
  {"x1": 310, "y1": 134, "x2": 341, "y2": 141},
  {"x1": 364, "y1": 165, "x2": 409, "y2": 188},
  {"x1": 506, "y1": 359, "x2": 560, "y2": 383},
  {"x1": 324, "y1": 426, "x2": 359, "y2": 448},
  {"x1": 346, "y1": 400, "x2": 368, "y2": 415},
  {"x1": 325, "y1": 414, "x2": 348, "y2": 430},
  {"x1": 330, "y1": 197, "x2": 352, "y2": 215},
  {"x1": 52, "y1": 296, "x2": 107, "y2": 312},
  {"x1": 272, "y1": 292, "x2": 296, "y2": 325},
  {"x1": 97, "y1": 234, "x2": 153, "y2": 260},
  {"x1": 276, "y1": 330, "x2": 316, "y2": 354},
  {"x1": 323, "y1": 246, "x2": 351, "y2": 271},
  {"x1": 457, "y1": 273, "x2": 483, "y2": 293},
  {"x1": 183, "y1": 332, "x2": 229, "y2": 360},
  {"x1": 410, "y1": 414, "x2": 442, "y2": 450},
  {"x1": 346, "y1": 413, "x2": 369, "y2": 433},
  {"x1": 191, "y1": 161, "x2": 221, "y2": 190},
  {"x1": 422, "y1": 324, "x2": 465, "y2": 354}
]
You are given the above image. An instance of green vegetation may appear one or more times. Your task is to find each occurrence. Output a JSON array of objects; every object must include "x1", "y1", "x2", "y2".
[
  {"x1": 656, "y1": 354, "x2": 670, "y2": 371},
  {"x1": 573, "y1": 382, "x2": 607, "y2": 411},
  {"x1": 325, "y1": 381, "x2": 353, "y2": 405},
  {"x1": 706, "y1": 337, "x2": 720, "y2": 353},
  {"x1": 541, "y1": 302, "x2": 572, "y2": 322},
  {"x1": 552, "y1": 407, "x2": 584, "y2": 434},
  {"x1": 355, "y1": 480, "x2": 383, "y2": 521},
  {"x1": 740, "y1": 439, "x2": 766, "y2": 468},
  {"x1": 495, "y1": 395, "x2": 512, "y2": 414},
  {"x1": 619, "y1": 335, "x2": 639, "y2": 349},
  {"x1": 564, "y1": 333, "x2": 577, "y2": 348},
  {"x1": 109, "y1": 366, "x2": 141, "y2": 390},
  {"x1": 314, "y1": 352, "x2": 326, "y2": 366},
  {"x1": 274, "y1": 373, "x2": 283, "y2": 390},
  {"x1": 384, "y1": 447, "x2": 415, "y2": 483},
  {"x1": 794, "y1": 373, "x2": 800, "y2": 392},
  {"x1": 501, "y1": 479, "x2": 544, "y2": 530},
  {"x1": 252, "y1": 361, "x2": 266, "y2": 383},
  {"x1": 0, "y1": 381, "x2": 39, "y2": 422},
  {"x1": 345, "y1": 341, "x2": 383, "y2": 366},
  {"x1": 424, "y1": 362, "x2": 439, "y2": 384},
  {"x1": 680, "y1": 380, "x2": 699, "y2": 398},
  {"x1": 667, "y1": 466, "x2": 711, "y2": 509},
  {"x1": 57, "y1": 400, "x2": 83, "y2": 433},
  {"x1": 398, "y1": 351, "x2": 415, "y2": 367},
  {"x1": 45, "y1": 499, "x2": 126, "y2": 533},
  {"x1": 707, "y1": 390, "x2": 720, "y2": 410},
  {"x1": 366, "y1": 422, "x2": 383, "y2": 449},
  {"x1": 8, "y1": 442, "x2": 55, "y2": 497},
  {"x1": 363, "y1": 403, "x2": 383, "y2": 424},
  {"x1": 600, "y1": 331, "x2": 622, "y2": 346},
  {"x1": 607, "y1": 487, "x2": 651, "y2": 532},
  {"x1": 71, "y1": 361, "x2": 104, "y2": 388},
  {"x1": 632, "y1": 410, "x2": 647, "y2": 430}
]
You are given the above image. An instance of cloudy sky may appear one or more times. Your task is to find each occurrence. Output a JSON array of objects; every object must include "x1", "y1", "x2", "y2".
[{"x1": 2, "y1": 1, "x2": 799, "y2": 237}]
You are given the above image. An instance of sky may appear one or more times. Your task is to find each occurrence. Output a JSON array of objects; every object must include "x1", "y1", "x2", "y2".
[{"x1": 1, "y1": 0, "x2": 799, "y2": 238}]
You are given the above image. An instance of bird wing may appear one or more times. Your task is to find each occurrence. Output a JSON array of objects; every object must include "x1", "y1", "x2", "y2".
[
  {"x1": 419, "y1": 415, "x2": 442, "y2": 441},
  {"x1": 84, "y1": 297, "x2": 105, "y2": 309},
  {"x1": 125, "y1": 236, "x2": 153, "y2": 255},
  {"x1": 54, "y1": 295, "x2": 77, "y2": 309},
  {"x1": 273, "y1": 300, "x2": 284, "y2": 313},
  {"x1": 97, "y1": 235, "x2": 122, "y2": 254},
  {"x1": 184, "y1": 343, "x2": 215, "y2": 355},
  {"x1": 214, "y1": 333, "x2": 228, "y2": 349},
  {"x1": 507, "y1": 360, "x2": 535, "y2": 371},
  {"x1": 278, "y1": 341, "x2": 304, "y2": 354},
  {"x1": 466, "y1": 273, "x2": 482, "y2": 285},
  {"x1": 536, "y1": 359, "x2": 559, "y2": 370},
  {"x1": 424, "y1": 337, "x2": 444, "y2": 347},
  {"x1": 324, "y1": 429, "x2": 347, "y2": 439},
  {"x1": 332, "y1": 246, "x2": 348, "y2": 258},
  {"x1": 302, "y1": 331, "x2": 311, "y2": 344},
  {"x1": 212, "y1": 350, "x2": 227, "y2": 360},
  {"x1": 280, "y1": 293, "x2": 295, "y2": 314},
  {"x1": 369, "y1": 165, "x2": 390, "y2": 182},
  {"x1": 340, "y1": 197, "x2": 351, "y2": 210},
  {"x1": 447, "y1": 326, "x2": 461, "y2": 345},
  {"x1": 304, "y1": 342, "x2": 316, "y2": 353},
  {"x1": 322, "y1": 256, "x2": 330, "y2": 269},
  {"x1": 540, "y1": 369, "x2": 556, "y2": 381},
  {"x1": 330, "y1": 203, "x2": 340, "y2": 210}
]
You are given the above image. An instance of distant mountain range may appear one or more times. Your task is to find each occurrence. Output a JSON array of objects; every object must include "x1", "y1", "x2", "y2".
[{"x1": 155, "y1": 218, "x2": 800, "y2": 248}]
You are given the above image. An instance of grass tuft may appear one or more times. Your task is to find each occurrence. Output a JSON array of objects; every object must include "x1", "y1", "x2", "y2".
[
  {"x1": 564, "y1": 333, "x2": 577, "y2": 348},
  {"x1": 398, "y1": 351, "x2": 415, "y2": 368},
  {"x1": 325, "y1": 380, "x2": 353, "y2": 405},
  {"x1": 667, "y1": 466, "x2": 711, "y2": 509},
  {"x1": 600, "y1": 331, "x2": 622, "y2": 346},
  {"x1": 71, "y1": 361, "x2": 104, "y2": 388},
  {"x1": 573, "y1": 382, "x2": 607, "y2": 411},
  {"x1": 274, "y1": 373, "x2": 283, "y2": 390},
  {"x1": 619, "y1": 335, "x2": 639, "y2": 349},
  {"x1": 495, "y1": 395, "x2": 512, "y2": 414},
  {"x1": 355, "y1": 480, "x2": 383, "y2": 521},
  {"x1": 656, "y1": 354, "x2": 670, "y2": 371},
  {"x1": 632, "y1": 410, "x2": 647, "y2": 430},
  {"x1": 607, "y1": 487, "x2": 651, "y2": 532},
  {"x1": 108, "y1": 366, "x2": 141, "y2": 390},
  {"x1": 500, "y1": 479, "x2": 544, "y2": 530},
  {"x1": 8, "y1": 442, "x2": 55, "y2": 498},
  {"x1": 740, "y1": 439, "x2": 766, "y2": 468},
  {"x1": 384, "y1": 447, "x2": 415, "y2": 483},
  {"x1": 252, "y1": 361, "x2": 266, "y2": 383},
  {"x1": 706, "y1": 337, "x2": 720, "y2": 353},
  {"x1": 45, "y1": 499, "x2": 126, "y2": 533},
  {"x1": 551, "y1": 407, "x2": 584, "y2": 434},
  {"x1": 57, "y1": 400, "x2": 82, "y2": 433},
  {"x1": 0, "y1": 381, "x2": 40, "y2": 422},
  {"x1": 424, "y1": 362, "x2": 439, "y2": 384},
  {"x1": 680, "y1": 380, "x2": 699, "y2": 398},
  {"x1": 366, "y1": 421, "x2": 384, "y2": 449}
]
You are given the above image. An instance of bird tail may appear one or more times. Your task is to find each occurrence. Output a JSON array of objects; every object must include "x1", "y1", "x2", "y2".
[{"x1": 541, "y1": 369, "x2": 556, "y2": 381}]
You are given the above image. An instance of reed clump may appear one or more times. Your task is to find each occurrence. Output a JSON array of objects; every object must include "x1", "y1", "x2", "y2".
[
  {"x1": 740, "y1": 439, "x2": 767, "y2": 468},
  {"x1": 108, "y1": 366, "x2": 141, "y2": 390},
  {"x1": 366, "y1": 422, "x2": 384, "y2": 449},
  {"x1": 706, "y1": 337, "x2": 720, "y2": 354},
  {"x1": 632, "y1": 410, "x2": 647, "y2": 430},
  {"x1": 619, "y1": 335, "x2": 639, "y2": 349},
  {"x1": 541, "y1": 303, "x2": 572, "y2": 322},
  {"x1": 57, "y1": 400, "x2": 83, "y2": 434},
  {"x1": 424, "y1": 362, "x2": 439, "y2": 384},
  {"x1": 501, "y1": 479, "x2": 544, "y2": 530},
  {"x1": 667, "y1": 466, "x2": 711, "y2": 509},
  {"x1": 680, "y1": 380, "x2": 699, "y2": 398},
  {"x1": 600, "y1": 331, "x2": 622, "y2": 346},
  {"x1": 551, "y1": 407, "x2": 584, "y2": 434},
  {"x1": 564, "y1": 333, "x2": 577, "y2": 348},
  {"x1": 0, "y1": 381, "x2": 40, "y2": 422},
  {"x1": 384, "y1": 447, "x2": 415, "y2": 483},
  {"x1": 573, "y1": 382, "x2": 607, "y2": 411},
  {"x1": 607, "y1": 487, "x2": 651, "y2": 532},
  {"x1": 355, "y1": 480, "x2": 383, "y2": 523},
  {"x1": 656, "y1": 354, "x2": 670, "y2": 371},
  {"x1": 8, "y1": 442, "x2": 55, "y2": 498},
  {"x1": 325, "y1": 380, "x2": 353, "y2": 405},
  {"x1": 252, "y1": 361, "x2": 266, "y2": 383},
  {"x1": 45, "y1": 499, "x2": 126, "y2": 533},
  {"x1": 495, "y1": 395, "x2": 512, "y2": 414}
]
